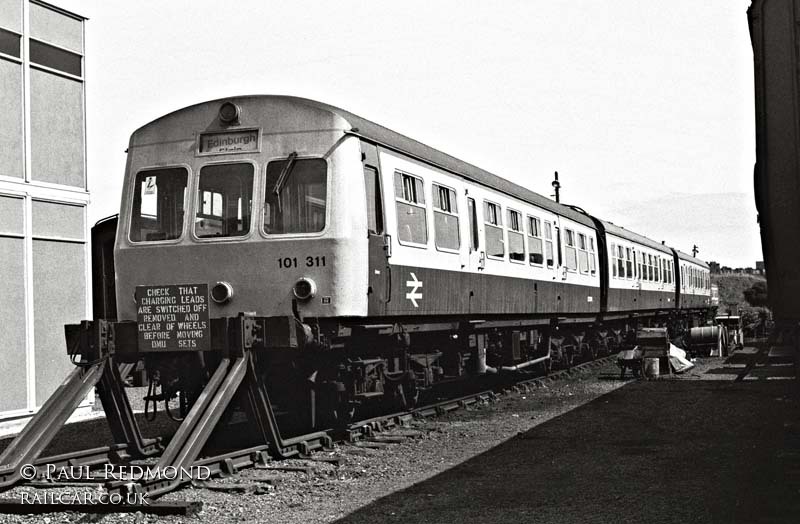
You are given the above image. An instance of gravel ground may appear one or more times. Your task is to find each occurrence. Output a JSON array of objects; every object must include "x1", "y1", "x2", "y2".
[
  {"x1": 0, "y1": 359, "x2": 632, "y2": 523},
  {"x1": 3, "y1": 354, "x2": 795, "y2": 524}
]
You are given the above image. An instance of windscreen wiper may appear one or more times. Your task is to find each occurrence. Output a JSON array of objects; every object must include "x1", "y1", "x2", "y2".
[{"x1": 273, "y1": 152, "x2": 298, "y2": 212}]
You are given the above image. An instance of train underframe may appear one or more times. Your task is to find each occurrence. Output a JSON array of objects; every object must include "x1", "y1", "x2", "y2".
[
  {"x1": 0, "y1": 307, "x2": 709, "y2": 498},
  {"x1": 138, "y1": 308, "x2": 709, "y2": 435}
]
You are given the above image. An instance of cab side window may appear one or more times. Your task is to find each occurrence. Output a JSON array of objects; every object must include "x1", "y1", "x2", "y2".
[{"x1": 364, "y1": 166, "x2": 383, "y2": 235}]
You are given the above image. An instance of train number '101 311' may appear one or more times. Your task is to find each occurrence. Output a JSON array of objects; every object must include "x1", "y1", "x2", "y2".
[{"x1": 278, "y1": 256, "x2": 327, "y2": 269}]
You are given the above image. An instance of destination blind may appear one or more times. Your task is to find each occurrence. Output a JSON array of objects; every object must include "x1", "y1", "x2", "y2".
[{"x1": 136, "y1": 284, "x2": 210, "y2": 351}]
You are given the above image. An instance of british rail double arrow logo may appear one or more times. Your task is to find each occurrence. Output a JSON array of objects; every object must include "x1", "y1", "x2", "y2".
[{"x1": 405, "y1": 272, "x2": 423, "y2": 307}]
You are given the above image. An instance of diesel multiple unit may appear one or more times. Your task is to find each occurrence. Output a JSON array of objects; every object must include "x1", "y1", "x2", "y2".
[
  {"x1": 0, "y1": 95, "x2": 713, "y2": 499},
  {"x1": 106, "y1": 96, "x2": 711, "y2": 417}
]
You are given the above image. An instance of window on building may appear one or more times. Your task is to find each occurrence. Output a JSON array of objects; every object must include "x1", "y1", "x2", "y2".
[
  {"x1": 484, "y1": 201, "x2": 504, "y2": 258},
  {"x1": 527, "y1": 216, "x2": 544, "y2": 265},
  {"x1": 544, "y1": 222, "x2": 554, "y2": 267},
  {"x1": 265, "y1": 158, "x2": 327, "y2": 235},
  {"x1": 195, "y1": 163, "x2": 254, "y2": 238},
  {"x1": 467, "y1": 197, "x2": 479, "y2": 251},
  {"x1": 0, "y1": 28, "x2": 21, "y2": 58},
  {"x1": 29, "y1": 39, "x2": 82, "y2": 77},
  {"x1": 432, "y1": 184, "x2": 459, "y2": 251},
  {"x1": 130, "y1": 167, "x2": 188, "y2": 242},
  {"x1": 565, "y1": 229, "x2": 578, "y2": 271}
]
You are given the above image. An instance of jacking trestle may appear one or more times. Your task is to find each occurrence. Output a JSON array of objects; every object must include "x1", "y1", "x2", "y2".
[{"x1": 0, "y1": 315, "x2": 333, "y2": 504}]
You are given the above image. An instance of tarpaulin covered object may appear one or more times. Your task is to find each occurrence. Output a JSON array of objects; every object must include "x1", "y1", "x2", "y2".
[{"x1": 668, "y1": 344, "x2": 694, "y2": 373}]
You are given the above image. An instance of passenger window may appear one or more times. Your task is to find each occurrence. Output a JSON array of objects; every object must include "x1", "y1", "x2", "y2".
[
  {"x1": 265, "y1": 158, "x2": 327, "y2": 234},
  {"x1": 484, "y1": 201, "x2": 504, "y2": 259},
  {"x1": 130, "y1": 167, "x2": 188, "y2": 242},
  {"x1": 467, "y1": 197, "x2": 479, "y2": 251},
  {"x1": 544, "y1": 222, "x2": 554, "y2": 267},
  {"x1": 589, "y1": 236, "x2": 597, "y2": 275},
  {"x1": 393, "y1": 171, "x2": 427, "y2": 245},
  {"x1": 364, "y1": 166, "x2": 383, "y2": 235},
  {"x1": 507, "y1": 209, "x2": 524, "y2": 262},
  {"x1": 432, "y1": 184, "x2": 459, "y2": 251},
  {"x1": 564, "y1": 229, "x2": 578, "y2": 271},
  {"x1": 611, "y1": 242, "x2": 617, "y2": 278},
  {"x1": 617, "y1": 245, "x2": 625, "y2": 278},
  {"x1": 527, "y1": 216, "x2": 544, "y2": 265},
  {"x1": 625, "y1": 247, "x2": 633, "y2": 279},
  {"x1": 577, "y1": 233, "x2": 589, "y2": 274}
]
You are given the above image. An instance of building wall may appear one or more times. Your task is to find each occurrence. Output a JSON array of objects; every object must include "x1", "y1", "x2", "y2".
[{"x1": 0, "y1": 0, "x2": 89, "y2": 419}]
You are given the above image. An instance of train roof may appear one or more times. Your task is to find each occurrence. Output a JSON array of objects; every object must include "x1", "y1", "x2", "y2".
[
  {"x1": 601, "y1": 221, "x2": 673, "y2": 255},
  {"x1": 674, "y1": 249, "x2": 710, "y2": 268},
  {"x1": 141, "y1": 95, "x2": 597, "y2": 229}
]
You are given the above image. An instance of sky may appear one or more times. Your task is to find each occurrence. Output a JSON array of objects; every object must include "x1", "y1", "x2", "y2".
[{"x1": 60, "y1": 0, "x2": 759, "y2": 267}]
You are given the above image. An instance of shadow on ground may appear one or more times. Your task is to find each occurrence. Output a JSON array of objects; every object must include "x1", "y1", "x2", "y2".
[{"x1": 335, "y1": 378, "x2": 800, "y2": 524}]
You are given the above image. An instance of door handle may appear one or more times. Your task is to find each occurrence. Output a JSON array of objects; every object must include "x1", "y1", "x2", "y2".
[
  {"x1": 479, "y1": 251, "x2": 486, "y2": 270},
  {"x1": 383, "y1": 234, "x2": 392, "y2": 258}
]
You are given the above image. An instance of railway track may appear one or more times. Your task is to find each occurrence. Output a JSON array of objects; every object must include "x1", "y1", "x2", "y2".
[{"x1": 0, "y1": 355, "x2": 617, "y2": 516}]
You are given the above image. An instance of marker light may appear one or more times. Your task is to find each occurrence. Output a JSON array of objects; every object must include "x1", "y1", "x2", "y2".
[
  {"x1": 293, "y1": 278, "x2": 317, "y2": 301},
  {"x1": 219, "y1": 101, "x2": 240, "y2": 124},
  {"x1": 211, "y1": 281, "x2": 234, "y2": 304}
]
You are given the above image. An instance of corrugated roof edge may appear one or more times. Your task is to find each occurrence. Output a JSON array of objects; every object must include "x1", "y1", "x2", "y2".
[
  {"x1": 133, "y1": 95, "x2": 597, "y2": 229},
  {"x1": 601, "y1": 220, "x2": 673, "y2": 255}
]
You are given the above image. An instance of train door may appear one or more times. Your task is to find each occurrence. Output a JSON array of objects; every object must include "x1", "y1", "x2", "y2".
[
  {"x1": 362, "y1": 143, "x2": 389, "y2": 314},
  {"x1": 465, "y1": 196, "x2": 485, "y2": 272},
  {"x1": 553, "y1": 217, "x2": 567, "y2": 282}
]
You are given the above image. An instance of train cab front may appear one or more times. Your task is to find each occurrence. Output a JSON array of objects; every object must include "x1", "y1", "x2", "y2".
[{"x1": 110, "y1": 97, "x2": 371, "y2": 364}]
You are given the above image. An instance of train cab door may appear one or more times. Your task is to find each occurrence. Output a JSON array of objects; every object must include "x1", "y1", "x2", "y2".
[{"x1": 362, "y1": 143, "x2": 389, "y2": 315}]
